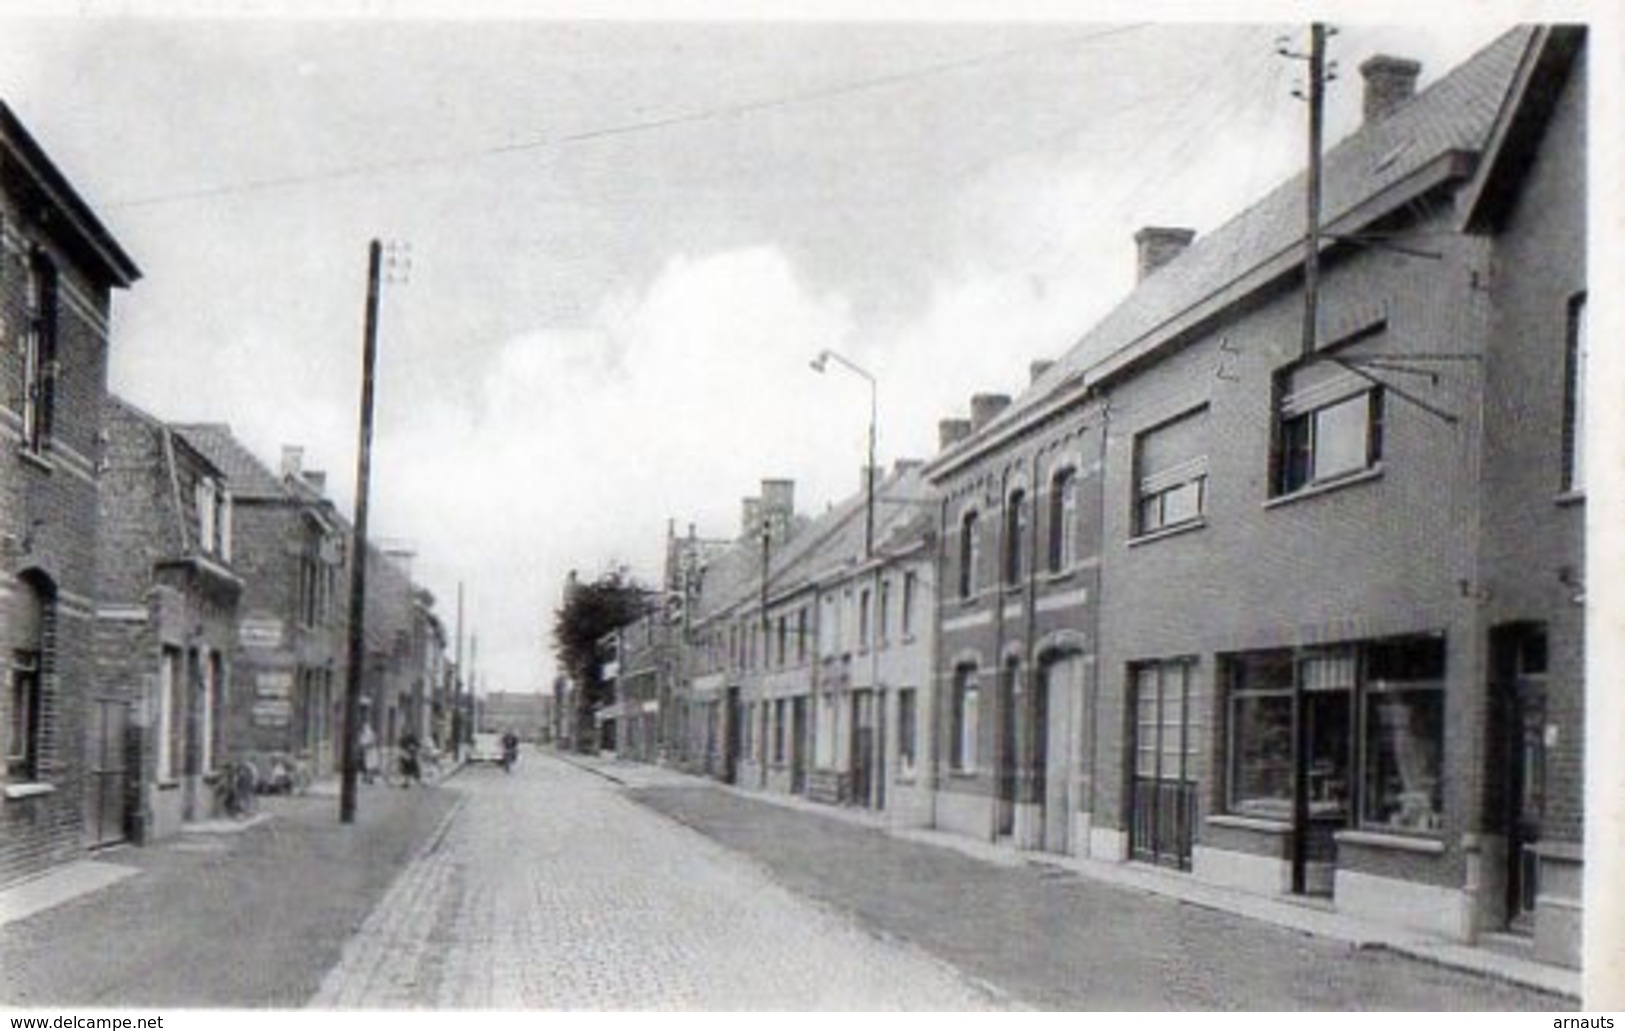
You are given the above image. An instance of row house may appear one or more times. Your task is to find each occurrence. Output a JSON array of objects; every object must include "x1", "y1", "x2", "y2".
[
  {"x1": 172, "y1": 431, "x2": 348, "y2": 777},
  {"x1": 2, "y1": 102, "x2": 141, "y2": 886},
  {"x1": 925, "y1": 26, "x2": 1586, "y2": 968},
  {"x1": 654, "y1": 465, "x2": 938, "y2": 827},
  {"x1": 95, "y1": 396, "x2": 242, "y2": 843}
]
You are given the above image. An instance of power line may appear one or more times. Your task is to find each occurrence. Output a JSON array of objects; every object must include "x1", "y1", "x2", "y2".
[{"x1": 107, "y1": 24, "x2": 1150, "y2": 211}]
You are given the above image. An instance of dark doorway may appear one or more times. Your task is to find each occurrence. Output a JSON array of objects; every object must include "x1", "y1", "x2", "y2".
[
  {"x1": 723, "y1": 687, "x2": 741, "y2": 785},
  {"x1": 997, "y1": 659, "x2": 1020, "y2": 837},
  {"x1": 1493, "y1": 624, "x2": 1548, "y2": 933},
  {"x1": 86, "y1": 698, "x2": 129, "y2": 848}
]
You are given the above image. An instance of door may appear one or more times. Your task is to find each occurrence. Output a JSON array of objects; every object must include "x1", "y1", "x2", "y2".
[
  {"x1": 850, "y1": 691, "x2": 874, "y2": 807},
  {"x1": 1129, "y1": 663, "x2": 1195, "y2": 869},
  {"x1": 723, "y1": 688, "x2": 741, "y2": 784},
  {"x1": 85, "y1": 698, "x2": 129, "y2": 848},
  {"x1": 1292, "y1": 652, "x2": 1354, "y2": 896},
  {"x1": 996, "y1": 659, "x2": 1020, "y2": 837},
  {"x1": 1041, "y1": 655, "x2": 1079, "y2": 854},
  {"x1": 1498, "y1": 626, "x2": 1548, "y2": 932},
  {"x1": 790, "y1": 697, "x2": 809, "y2": 795}
]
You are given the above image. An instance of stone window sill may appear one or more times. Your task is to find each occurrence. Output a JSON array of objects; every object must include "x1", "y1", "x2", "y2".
[
  {"x1": 1128, "y1": 517, "x2": 1208, "y2": 548},
  {"x1": 16, "y1": 447, "x2": 54, "y2": 474},
  {"x1": 1264, "y1": 465, "x2": 1384, "y2": 510},
  {"x1": 1334, "y1": 828, "x2": 1445, "y2": 854},
  {"x1": 1207, "y1": 813, "x2": 1290, "y2": 834},
  {"x1": 4, "y1": 782, "x2": 56, "y2": 801}
]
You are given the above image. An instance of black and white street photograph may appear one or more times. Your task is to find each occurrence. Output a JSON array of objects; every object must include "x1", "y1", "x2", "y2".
[{"x1": 1, "y1": 0, "x2": 1620, "y2": 1014}]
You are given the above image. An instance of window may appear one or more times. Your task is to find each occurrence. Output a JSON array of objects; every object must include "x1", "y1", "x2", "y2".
[
  {"x1": 858, "y1": 588, "x2": 871, "y2": 650},
  {"x1": 196, "y1": 479, "x2": 232, "y2": 559},
  {"x1": 820, "y1": 595, "x2": 836, "y2": 657},
  {"x1": 1134, "y1": 661, "x2": 1198, "y2": 785},
  {"x1": 1274, "y1": 365, "x2": 1383, "y2": 495},
  {"x1": 816, "y1": 694, "x2": 836, "y2": 768},
  {"x1": 897, "y1": 688, "x2": 918, "y2": 776},
  {"x1": 21, "y1": 252, "x2": 59, "y2": 453},
  {"x1": 7, "y1": 574, "x2": 51, "y2": 782},
  {"x1": 958, "y1": 510, "x2": 981, "y2": 600},
  {"x1": 878, "y1": 578, "x2": 891, "y2": 645},
  {"x1": 950, "y1": 666, "x2": 980, "y2": 773},
  {"x1": 901, "y1": 572, "x2": 917, "y2": 637},
  {"x1": 742, "y1": 702, "x2": 755, "y2": 759},
  {"x1": 1361, "y1": 637, "x2": 1445, "y2": 833},
  {"x1": 1048, "y1": 467, "x2": 1078, "y2": 571},
  {"x1": 1004, "y1": 489, "x2": 1028, "y2": 583},
  {"x1": 796, "y1": 607, "x2": 807, "y2": 663},
  {"x1": 776, "y1": 616, "x2": 787, "y2": 667},
  {"x1": 1562, "y1": 293, "x2": 1587, "y2": 492},
  {"x1": 157, "y1": 646, "x2": 183, "y2": 782},
  {"x1": 1224, "y1": 636, "x2": 1445, "y2": 835},
  {"x1": 1134, "y1": 407, "x2": 1208, "y2": 536},
  {"x1": 773, "y1": 699, "x2": 787, "y2": 765},
  {"x1": 1226, "y1": 651, "x2": 1294, "y2": 817}
]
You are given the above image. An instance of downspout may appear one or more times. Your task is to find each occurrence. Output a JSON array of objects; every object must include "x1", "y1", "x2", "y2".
[
  {"x1": 1087, "y1": 392, "x2": 1110, "y2": 857},
  {"x1": 927, "y1": 493, "x2": 948, "y2": 830}
]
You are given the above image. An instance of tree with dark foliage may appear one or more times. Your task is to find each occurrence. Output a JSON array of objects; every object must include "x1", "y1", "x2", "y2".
[{"x1": 551, "y1": 567, "x2": 651, "y2": 752}]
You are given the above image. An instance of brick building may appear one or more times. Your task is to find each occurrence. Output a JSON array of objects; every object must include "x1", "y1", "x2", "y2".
[
  {"x1": 96, "y1": 396, "x2": 242, "y2": 843},
  {"x1": 2, "y1": 103, "x2": 140, "y2": 887},
  {"x1": 173, "y1": 432, "x2": 348, "y2": 778},
  {"x1": 925, "y1": 26, "x2": 1586, "y2": 967}
]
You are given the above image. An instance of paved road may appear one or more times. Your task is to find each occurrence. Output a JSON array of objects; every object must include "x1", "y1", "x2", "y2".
[
  {"x1": 312, "y1": 751, "x2": 1000, "y2": 1008},
  {"x1": 627, "y1": 781, "x2": 1572, "y2": 1010},
  {"x1": 0, "y1": 784, "x2": 458, "y2": 1007}
]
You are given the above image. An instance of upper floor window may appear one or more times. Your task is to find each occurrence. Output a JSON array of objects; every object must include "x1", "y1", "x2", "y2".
[
  {"x1": 1562, "y1": 293, "x2": 1587, "y2": 492},
  {"x1": 901, "y1": 572, "x2": 917, "y2": 637},
  {"x1": 776, "y1": 615, "x2": 787, "y2": 667},
  {"x1": 958, "y1": 509, "x2": 981, "y2": 600},
  {"x1": 1004, "y1": 488, "x2": 1029, "y2": 584},
  {"x1": 1048, "y1": 467, "x2": 1078, "y2": 571},
  {"x1": 878, "y1": 577, "x2": 891, "y2": 645},
  {"x1": 1274, "y1": 365, "x2": 1382, "y2": 496},
  {"x1": 796, "y1": 607, "x2": 808, "y2": 663},
  {"x1": 21, "y1": 252, "x2": 60, "y2": 454},
  {"x1": 196, "y1": 478, "x2": 232, "y2": 560},
  {"x1": 858, "y1": 587, "x2": 872, "y2": 650},
  {"x1": 1135, "y1": 406, "x2": 1209, "y2": 536}
]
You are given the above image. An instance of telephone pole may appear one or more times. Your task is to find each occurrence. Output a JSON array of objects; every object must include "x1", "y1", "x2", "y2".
[
  {"x1": 455, "y1": 580, "x2": 465, "y2": 760},
  {"x1": 340, "y1": 239, "x2": 383, "y2": 825}
]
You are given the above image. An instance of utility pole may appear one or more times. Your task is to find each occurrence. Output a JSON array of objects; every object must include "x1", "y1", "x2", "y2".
[
  {"x1": 470, "y1": 631, "x2": 479, "y2": 735},
  {"x1": 1278, "y1": 22, "x2": 1331, "y2": 894},
  {"x1": 340, "y1": 240, "x2": 383, "y2": 825}
]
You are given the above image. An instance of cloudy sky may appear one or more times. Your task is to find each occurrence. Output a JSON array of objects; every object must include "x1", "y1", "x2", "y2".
[{"x1": 0, "y1": 1, "x2": 1561, "y2": 694}]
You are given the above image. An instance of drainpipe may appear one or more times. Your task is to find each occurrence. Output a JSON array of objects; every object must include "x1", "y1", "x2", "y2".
[{"x1": 1087, "y1": 393, "x2": 1110, "y2": 857}]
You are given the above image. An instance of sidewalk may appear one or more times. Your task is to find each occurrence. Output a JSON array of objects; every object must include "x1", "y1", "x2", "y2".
[{"x1": 559, "y1": 748, "x2": 1580, "y2": 1002}]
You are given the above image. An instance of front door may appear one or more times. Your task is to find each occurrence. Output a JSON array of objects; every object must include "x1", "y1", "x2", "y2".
[
  {"x1": 790, "y1": 697, "x2": 808, "y2": 795},
  {"x1": 85, "y1": 698, "x2": 129, "y2": 848},
  {"x1": 996, "y1": 659, "x2": 1020, "y2": 837},
  {"x1": 1041, "y1": 655, "x2": 1080, "y2": 854},
  {"x1": 850, "y1": 691, "x2": 873, "y2": 807},
  {"x1": 723, "y1": 688, "x2": 741, "y2": 784},
  {"x1": 1497, "y1": 625, "x2": 1548, "y2": 932}
]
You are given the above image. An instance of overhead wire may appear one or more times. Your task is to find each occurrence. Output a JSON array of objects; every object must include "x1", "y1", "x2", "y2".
[{"x1": 105, "y1": 23, "x2": 1151, "y2": 211}]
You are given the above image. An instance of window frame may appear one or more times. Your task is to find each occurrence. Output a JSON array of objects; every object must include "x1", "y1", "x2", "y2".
[
  {"x1": 950, "y1": 666, "x2": 980, "y2": 774},
  {"x1": 958, "y1": 509, "x2": 981, "y2": 600},
  {"x1": 1133, "y1": 407, "x2": 1210, "y2": 538},
  {"x1": 1272, "y1": 365, "x2": 1385, "y2": 497},
  {"x1": 21, "y1": 251, "x2": 59, "y2": 455},
  {"x1": 1048, "y1": 467, "x2": 1079, "y2": 572},
  {"x1": 1561, "y1": 292, "x2": 1588, "y2": 493},
  {"x1": 1004, "y1": 488, "x2": 1028, "y2": 585}
]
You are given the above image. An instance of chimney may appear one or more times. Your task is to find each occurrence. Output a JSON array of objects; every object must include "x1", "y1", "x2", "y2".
[
  {"x1": 1360, "y1": 55, "x2": 1421, "y2": 124},
  {"x1": 280, "y1": 445, "x2": 304, "y2": 478},
  {"x1": 1029, "y1": 359, "x2": 1055, "y2": 384},
  {"x1": 938, "y1": 417, "x2": 973, "y2": 451},
  {"x1": 1134, "y1": 227, "x2": 1196, "y2": 282},
  {"x1": 760, "y1": 479, "x2": 795, "y2": 542},
  {"x1": 970, "y1": 393, "x2": 1011, "y2": 432}
]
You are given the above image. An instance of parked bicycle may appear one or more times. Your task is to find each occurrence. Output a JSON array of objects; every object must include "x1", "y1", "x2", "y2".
[{"x1": 212, "y1": 758, "x2": 259, "y2": 818}]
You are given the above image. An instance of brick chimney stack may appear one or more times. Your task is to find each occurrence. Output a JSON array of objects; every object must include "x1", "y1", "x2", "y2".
[
  {"x1": 969, "y1": 393, "x2": 1011, "y2": 432},
  {"x1": 938, "y1": 418, "x2": 973, "y2": 451},
  {"x1": 1134, "y1": 227, "x2": 1196, "y2": 282},
  {"x1": 1360, "y1": 55, "x2": 1421, "y2": 124}
]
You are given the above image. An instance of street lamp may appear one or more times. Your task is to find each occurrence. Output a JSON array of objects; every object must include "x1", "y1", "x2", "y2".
[{"x1": 810, "y1": 348, "x2": 877, "y2": 557}]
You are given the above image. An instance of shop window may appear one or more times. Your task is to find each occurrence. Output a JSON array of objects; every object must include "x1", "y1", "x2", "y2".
[
  {"x1": 1226, "y1": 651, "x2": 1294, "y2": 817},
  {"x1": 1562, "y1": 292, "x2": 1587, "y2": 492},
  {"x1": 1004, "y1": 489, "x2": 1028, "y2": 584},
  {"x1": 1361, "y1": 637, "x2": 1446, "y2": 833},
  {"x1": 1048, "y1": 467, "x2": 1078, "y2": 571},
  {"x1": 1274, "y1": 364, "x2": 1383, "y2": 495},
  {"x1": 1134, "y1": 407, "x2": 1209, "y2": 536},
  {"x1": 951, "y1": 666, "x2": 980, "y2": 773}
]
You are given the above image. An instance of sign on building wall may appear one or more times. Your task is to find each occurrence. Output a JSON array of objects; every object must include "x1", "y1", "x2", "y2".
[
  {"x1": 239, "y1": 618, "x2": 285, "y2": 649},
  {"x1": 253, "y1": 670, "x2": 294, "y2": 726}
]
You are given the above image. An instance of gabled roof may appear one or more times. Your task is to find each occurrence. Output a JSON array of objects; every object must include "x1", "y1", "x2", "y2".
[
  {"x1": 1, "y1": 101, "x2": 140, "y2": 288},
  {"x1": 106, "y1": 395, "x2": 227, "y2": 481},
  {"x1": 171, "y1": 423, "x2": 292, "y2": 500},
  {"x1": 930, "y1": 26, "x2": 1539, "y2": 479}
]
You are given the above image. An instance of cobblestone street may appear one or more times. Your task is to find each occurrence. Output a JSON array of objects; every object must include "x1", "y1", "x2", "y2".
[{"x1": 312, "y1": 751, "x2": 1001, "y2": 1008}]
